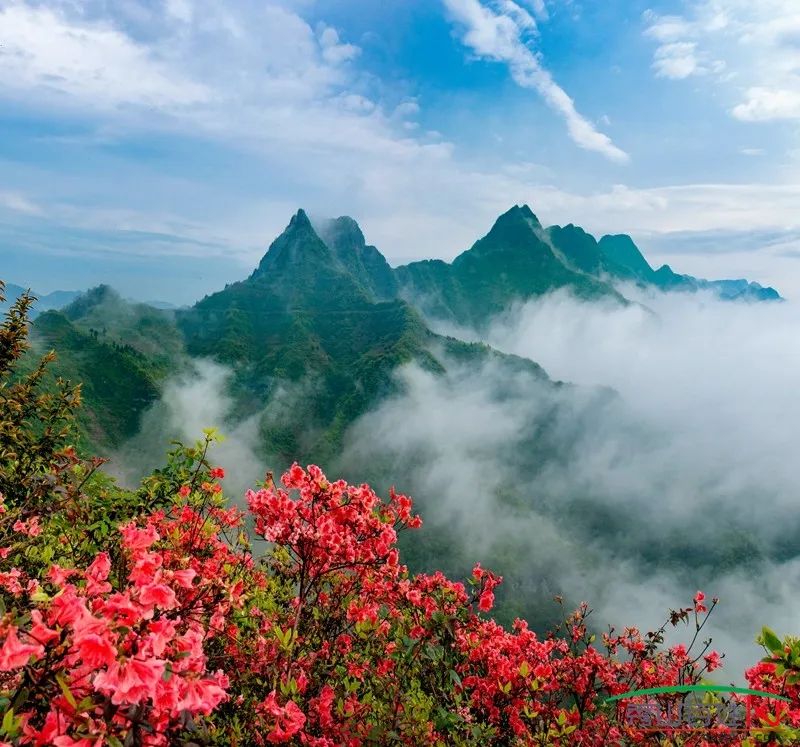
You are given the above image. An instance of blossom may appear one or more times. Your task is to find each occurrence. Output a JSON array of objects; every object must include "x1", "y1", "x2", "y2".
[
  {"x1": 0, "y1": 626, "x2": 44, "y2": 670},
  {"x1": 693, "y1": 590, "x2": 707, "y2": 613},
  {"x1": 94, "y1": 657, "x2": 166, "y2": 705},
  {"x1": 259, "y1": 691, "x2": 307, "y2": 743},
  {"x1": 176, "y1": 673, "x2": 229, "y2": 715},
  {"x1": 12, "y1": 516, "x2": 41, "y2": 537},
  {"x1": 138, "y1": 582, "x2": 178, "y2": 611},
  {"x1": 478, "y1": 591, "x2": 495, "y2": 612},
  {"x1": 703, "y1": 650, "x2": 722, "y2": 672},
  {"x1": 75, "y1": 632, "x2": 117, "y2": 668},
  {"x1": 120, "y1": 522, "x2": 159, "y2": 551},
  {"x1": 1, "y1": 459, "x2": 777, "y2": 746},
  {"x1": 85, "y1": 552, "x2": 112, "y2": 596}
]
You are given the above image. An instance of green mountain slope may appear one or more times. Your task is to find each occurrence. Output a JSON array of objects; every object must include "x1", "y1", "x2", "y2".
[
  {"x1": 318, "y1": 216, "x2": 398, "y2": 301},
  {"x1": 394, "y1": 205, "x2": 779, "y2": 328},
  {"x1": 177, "y1": 210, "x2": 486, "y2": 462},
  {"x1": 395, "y1": 205, "x2": 626, "y2": 328},
  {"x1": 29, "y1": 287, "x2": 185, "y2": 452},
  {"x1": 596, "y1": 234, "x2": 656, "y2": 282}
]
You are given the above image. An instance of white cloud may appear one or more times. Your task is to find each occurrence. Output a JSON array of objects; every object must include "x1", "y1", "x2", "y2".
[
  {"x1": 165, "y1": 0, "x2": 192, "y2": 24},
  {"x1": 0, "y1": 3, "x2": 209, "y2": 109},
  {"x1": 644, "y1": 1, "x2": 800, "y2": 122},
  {"x1": 4, "y1": 0, "x2": 800, "y2": 296},
  {"x1": 318, "y1": 26, "x2": 361, "y2": 65},
  {"x1": 443, "y1": 0, "x2": 629, "y2": 162},
  {"x1": 733, "y1": 87, "x2": 800, "y2": 121},
  {"x1": 0, "y1": 190, "x2": 42, "y2": 215},
  {"x1": 495, "y1": 0, "x2": 539, "y2": 33},
  {"x1": 653, "y1": 42, "x2": 702, "y2": 79},
  {"x1": 393, "y1": 100, "x2": 421, "y2": 118}
]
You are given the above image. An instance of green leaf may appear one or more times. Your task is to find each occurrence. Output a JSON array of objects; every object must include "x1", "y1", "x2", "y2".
[
  {"x1": 760, "y1": 627, "x2": 783, "y2": 655},
  {"x1": 56, "y1": 672, "x2": 77, "y2": 709},
  {"x1": 1, "y1": 706, "x2": 15, "y2": 736}
]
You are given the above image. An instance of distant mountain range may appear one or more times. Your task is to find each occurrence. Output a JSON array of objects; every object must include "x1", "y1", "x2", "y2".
[
  {"x1": 396, "y1": 205, "x2": 778, "y2": 326},
  {"x1": 17, "y1": 204, "x2": 779, "y2": 456},
  {"x1": 1, "y1": 283, "x2": 178, "y2": 319},
  {"x1": 0, "y1": 284, "x2": 83, "y2": 319}
]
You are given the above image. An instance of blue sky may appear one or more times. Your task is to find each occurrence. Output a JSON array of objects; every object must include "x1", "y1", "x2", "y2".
[{"x1": 2, "y1": 0, "x2": 800, "y2": 303}]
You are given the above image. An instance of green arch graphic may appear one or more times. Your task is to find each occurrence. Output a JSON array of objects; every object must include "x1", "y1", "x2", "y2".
[{"x1": 605, "y1": 685, "x2": 791, "y2": 703}]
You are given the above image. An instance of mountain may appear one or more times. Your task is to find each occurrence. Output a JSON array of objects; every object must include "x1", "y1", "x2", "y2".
[
  {"x1": 395, "y1": 205, "x2": 626, "y2": 328},
  {"x1": 12, "y1": 204, "x2": 783, "y2": 634},
  {"x1": 596, "y1": 234, "x2": 656, "y2": 282},
  {"x1": 317, "y1": 215, "x2": 398, "y2": 301},
  {"x1": 29, "y1": 286, "x2": 185, "y2": 450},
  {"x1": 394, "y1": 205, "x2": 779, "y2": 330},
  {"x1": 650, "y1": 264, "x2": 780, "y2": 300},
  {"x1": 0, "y1": 283, "x2": 83, "y2": 319},
  {"x1": 20, "y1": 203, "x2": 779, "y2": 457},
  {"x1": 176, "y1": 209, "x2": 546, "y2": 462},
  {"x1": 595, "y1": 233, "x2": 780, "y2": 300}
]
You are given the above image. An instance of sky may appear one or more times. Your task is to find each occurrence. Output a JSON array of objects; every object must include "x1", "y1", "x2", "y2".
[{"x1": 2, "y1": 0, "x2": 800, "y2": 303}]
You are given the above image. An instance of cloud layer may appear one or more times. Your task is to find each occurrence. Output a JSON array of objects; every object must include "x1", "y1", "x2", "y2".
[{"x1": 342, "y1": 287, "x2": 800, "y2": 678}]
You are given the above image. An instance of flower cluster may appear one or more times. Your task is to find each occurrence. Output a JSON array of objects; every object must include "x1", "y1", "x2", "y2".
[
  {"x1": 0, "y1": 459, "x2": 796, "y2": 746},
  {"x1": 0, "y1": 474, "x2": 253, "y2": 745}
]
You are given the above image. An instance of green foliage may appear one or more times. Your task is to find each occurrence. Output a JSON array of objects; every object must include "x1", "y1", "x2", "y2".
[{"x1": 0, "y1": 282, "x2": 82, "y2": 508}]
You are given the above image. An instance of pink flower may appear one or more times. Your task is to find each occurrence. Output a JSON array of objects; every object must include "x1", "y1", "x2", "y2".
[
  {"x1": 120, "y1": 523, "x2": 160, "y2": 551},
  {"x1": 29, "y1": 610, "x2": 60, "y2": 645},
  {"x1": 176, "y1": 674, "x2": 229, "y2": 715},
  {"x1": 478, "y1": 591, "x2": 494, "y2": 612},
  {"x1": 94, "y1": 657, "x2": 166, "y2": 705},
  {"x1": 75, "y1": 632, "x2": 117, "y2": 668},
  {"x1": 693, "y1": 590, "x2": 707, "y2": 613},
  {"x1": 47, "y1": 565, "x2": 79, "y2": 587},
  {"x1": 85, "y1": 552, "x2": 112, "y2": 596},
  {"x1": 12, "y1": 517, "x2": 41, "y2": 537},
  {"x1": 704, "y1": 650, "x2": 722, "y2": 672},
  {"x1": 0, "y1": 626, "x2": 44, "y2": 670},
  {"x1": 259, "y1": 691, "x2": 307, "y2": 743},
  {"x1": 145, "y1": 618, "x2": 177, "y2": 657},
  {"x1": 138, "y1": 582, "x2": 178, "y2": 611},
  {"x1": 170, "y1": 568, "x2": 196, "y2": 589},
  {"x1": 209, "y1": 467, "x2": 225, "y2": 479},
  {"x1": 179, "y1": 485, "x2": 191, "y2": 497}
]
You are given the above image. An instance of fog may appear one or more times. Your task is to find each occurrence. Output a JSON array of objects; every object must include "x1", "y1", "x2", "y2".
[
  {"x1": 109, "y1": 359, "x2": 268, "y2": 500},
  {"x1": 111, "y1": 287, "x2": 800, "y2": 682},
  {"x1": 341, "y1": 287, "x2": 800, "y2": 681}
]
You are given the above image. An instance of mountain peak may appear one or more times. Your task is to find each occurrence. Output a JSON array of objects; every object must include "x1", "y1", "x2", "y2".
[
  {"x1": 597, "y1": 234, "x2": 654, "y2": 282},
  {"x1": 291, "y1": 208, "x2": 313, "y2": 228},
  {"x1": 320, "y1": 215, "x2": 366, "y2": 249},
  {"x1": 319, "y1": 215, "x2": 397, "y2": 301},
  {"x1": 497, "y1": 204, "x2": 542, "y2": 229},
  {"x1": 253, "y1": 209, "x2": 332, "y2": 279}
]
